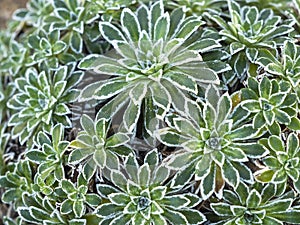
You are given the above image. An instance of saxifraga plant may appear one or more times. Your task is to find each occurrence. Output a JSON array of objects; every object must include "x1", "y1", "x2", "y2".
[
  {"x1": 78, "y1": 0, "x2": 223, "y2": 135},
  {"x1": 0, "y1": 0, "x2": 300, "y2": 225}
]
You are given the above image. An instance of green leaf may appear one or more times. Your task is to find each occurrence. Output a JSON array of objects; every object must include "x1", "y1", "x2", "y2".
[
  {"x1": 80, "y1": 114, "x2": 95, "y2": 136},
  {"x1": 150, "y1": 186, "x2": 167, "y2": 201},
  {"x1": 78, "y1": 54, "x2": 102, "y2": 70},
  {"x1": 222, "y1": 147, "x2": 248, "y2": 162},
  {"x1": 246, "y1": 48, "x2": 258, "y2": 63},
  {"x1": 169, "y1": 8, "x2": 185, "y2": 36},
  {"x1": 123, "y1": 100, "x2": 141, "y2": 132},
  {"x1": 287, "y1": 133, "x2": 299, "y2": 157},
  {"x1": 152, "y1": 215, "x2": 168, "y2": 225},
  {"x1": 73, "y1": 200, "x2": 85, "y2": 218},
  {"x1": 69, "y1": 219, "x2": 87, "y2": 225},
  {"x1": 200, "y1": 163, "x2": 215, "y2": 200},
  {"x1": 95, "y1": 79, "x2": 129, "y2": 100},
  {"x1": 100, "y1": 22, "x2": 125, "y2": 42},
  {"x1": 228, "y1": 124, "x2": 258, "y2": 140},
  {"x1": 106, "y1": 133, "x2": 129, "y2": 148},
  {"x1": 266, "y1": 63, "x2": 283, "y2": 76},
  {"x1": 129, "y1": 82, "x2": 148, "y2": 106},
  {"x1": 18, "y1": 207, "x2": 38, "y2": 224},
  {"x1": 259, "y1": 77, "x2": 272, "y2": 99},
  {"x1": 254, "y1": 112, "x2": 266, "y2": 129},
  {"x1": 162, "y1": 195, "x2": 190, "y2": 209},
  {"x1": 137, "y1": 5, "x2": 149, "y2": 32},
  {"x1": 234, "y1": 52, "x2": 248, "y2": 77},
  {"x1": 287, "y1": 117, "x2": 300, "y2": 131},
  {"x1": 255, "y1": 170, "x2": 275, "y2": 183},
  {"x1": 154, "y1": 14, "x2": 170, "y2": 41},
  {"x1": 180, "y1": 209, "x2": 206, "y2": 225},
  {"x1": 171, "y1": 163, "x2": 194, "y2": 188},
  {"x1": 236, "y1": 143, "x2": 268, "y2": 158},
  {"x1": 52, "y1": 41, "x2": 67, "y2": 55},
  {"x1": 163, "y1": 209, "x2": 188, "y2": 225},
  {"x1": 55, "y1": 103, "x2": 70, "y2": 115},
  {"x1": 175, "y1": 18, "x2": 202, "y2": 40},
  {"x1": 246, "y1": 189, "x2": 261, "y2": 208},
  {"x1": 241, "y1": 100, "x2": 261, "y2": 112},
  {"x1": 268, "y1": 136, "x2": 285, "y2": 152},
  {"x1": 108, "y1": 193, "x2": 130, "y2": 206},
  {"x1": 121, "y1": 8, "x2": 140, "y2": 42},
  {"x1": 138, "y1": 164, "x2": 151, "y2": 187},
  {"x1": 163, "y1": 71, "x2": 197, "y2": 94},
  {"x1": 111, "y1": 171, "x2": 127, "y2": 190},
  {"x1": 211, "y1": 203, "x2": 233, "y2": 216},
  {"x1": 189, "y1": 38, "x2": 221, "y2": 53},
  {"x1": 167, "y1": 151, "x2": 196, "y2": 169},
  {"x1": 52, "y1": 124, "x2": 63, "y2": 148},
  {"x1": 132, "y1": 213, "x2": 145, "y2": 225},
  {"x1": 93, "y1": 148, "x2": 106, "y2": 168},
  {"x1": 157, "y1": 128, "x2": 188, "y2": 147},
  {"x1": 273, "y1": 108, "x2": 291, "y2": 125},
  {"x1": 230, "y1": 42, "x2": 245, "y2": 55},
  {"x1": 97, "y1": 184, "x2": 120, "y2": 198},
  {"x1": 26, "y1": 150, "x2": 46, "y2": 163},
  {"x1": 222, "y1": 160, "x2": 239, "y2": 189},
  {"x1": 270, "y1": 210, "x2": 300, "y2": 223},
  {"x1": 61, "y1": 199, "x2": 73, "y2": 214},
  {"x1": 70, "y1": 31, "x2": 82, "y2": 53},
  {"x1": 61, "y1": 179, "x2": 75, "y2": 193}
]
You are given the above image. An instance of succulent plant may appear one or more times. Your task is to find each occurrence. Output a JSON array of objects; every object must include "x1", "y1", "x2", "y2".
[
  {"x1": 258, "y1": 40, "x2": 300, "y2": 88},
  {"x1": 27, "y1": 29, "x2": 79, "y2": 69},
  {"x1": 25, "y1": 124, "x2": 68, "y2": 195},
  {"x1": 44, "y1": 0, "x2": 100, "y2": 53},
  {"x1": 0, "y1": 160, "x2": 34, "y2": 209},
  {"x1": 207, "y1": 0, "x2": 295, "y2": 85},
  {"x1": 208, "y1": 182, "x2": 300, "y2": 224},
  {"x1": 17, "y1": 192, "x2": 97, "y2": 225},
  {"x1": 7, "y1": 64, "x2": 83, "y2": 146},
  {"x1": 69, "y1": 114, "x2": 132, "y2": 181},
  {"x1": 13, "y1": 0, "x2": 54, "y2": 28},
  {"x1": 96, "y1": 149, "x2": 206, "y2": 224},
  {"x1": 0, "y1": 41, "x2": 30, "y2": 77},
  {"x1": 157, "y1": 85, "x2": 268, "y2": 199},
  {"x1": 166, "y1": 0, "x2": 226, "y2": 16},
  {"x1": 79, "y1": 0, "x2": 222, "y2": 135},
  {"x1": 87, "y1": 0, "x2": 137, "y2": 21},
  {"x1": 59, "y1": 177, "x2": 101, "y2": 218},
  {"x1": 256, "y1": 133, "x2": 300, "y2": 192},
  {"x1": 1, "y1": 0, "x2": 300, "y2": 224},
  {"x1": 240, "y1": 76, "x2": 299, "y2": 134}
]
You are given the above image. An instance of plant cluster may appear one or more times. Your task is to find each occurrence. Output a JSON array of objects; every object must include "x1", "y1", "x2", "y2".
[{"x1": 0, "y1": 0, "x2": 300, "y2": 224}]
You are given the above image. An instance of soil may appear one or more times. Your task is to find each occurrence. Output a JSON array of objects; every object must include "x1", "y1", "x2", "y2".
[{"x1": 0, "y1": 0, "x2": 27, "y2": 28}]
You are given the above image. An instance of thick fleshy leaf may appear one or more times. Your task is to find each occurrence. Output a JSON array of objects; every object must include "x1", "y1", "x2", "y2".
[
  {"x1": 228, "y1": 124, "x2": 258, "y2": 140},
  {"x1": 222, "y1": 160, "x2": 239, "y2": 189},
  {"x1": 167, "y1": 151, "x2": 196, "y2": 169},
  {"x1": 200, "y1": 163, "x2": 215, "y2": 200},
  {"x1": 121, "y1": 8, "x2": 141, "y2": 42},
  {"x1": 123, "y1": 99, "x2": 141, "y2": 132},
  {"x1": 157, "y1": 128, "x2": 189, "y2": 147},
  {"x1": 96, "y1": 203, "x2": 122, "y2": 217},
  {"x1": 246, "y1": 189, "x2": 261, "y2": 208},
  {"x1": 94, "y1": 79, "x2": 129, "y2": 100},
  {"x1": 163, "y1": 209, "x2": 188, "y2": 225}
]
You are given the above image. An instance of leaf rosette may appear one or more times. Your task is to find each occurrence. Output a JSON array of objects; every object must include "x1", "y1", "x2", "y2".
[{"x1": 96, "y1": 149, "x2": 206, "y2": 225}]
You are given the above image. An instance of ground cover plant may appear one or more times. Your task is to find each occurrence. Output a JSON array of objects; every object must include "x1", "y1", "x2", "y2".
[{"x1": 0, "y1": 0, "x2": 300, "y2": 224}]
